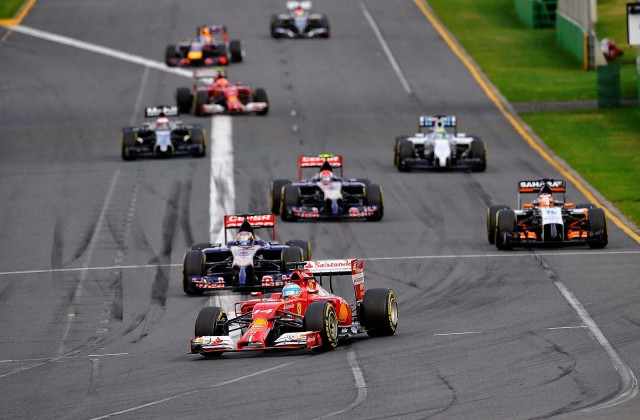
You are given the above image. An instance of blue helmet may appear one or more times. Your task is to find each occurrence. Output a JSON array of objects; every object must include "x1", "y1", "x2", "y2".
[{"x1": 282, "y1": 283, "x2": 302, "y2": 299}]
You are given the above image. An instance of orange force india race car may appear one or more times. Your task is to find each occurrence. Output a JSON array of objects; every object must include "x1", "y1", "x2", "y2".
[
  {"x1": 486, "y1": 179, "x2": 608, "y2": 250},
  {"x1": 190, "y1": 259, "x2": 398, "y2": 357}
]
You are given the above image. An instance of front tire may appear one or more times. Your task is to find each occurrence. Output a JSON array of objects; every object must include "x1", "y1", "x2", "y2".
[
  {"x1": 487, "y1": 205, "x2": 509, "y2": 244},
  {"x1": 361, "y1": 288, "x2": 398, "y2": 337},
  {"x1": 304, "y1": 301, "x2": 338, "y2": 351},
  {"x1": 195, "y1": 306, "x2": 228, "y2": 337}
]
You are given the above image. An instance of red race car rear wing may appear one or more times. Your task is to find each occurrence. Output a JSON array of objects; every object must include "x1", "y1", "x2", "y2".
[
  {"x1": 223, "y1": 214, "x2": 276, "y2": 243},
  {"x1": 297, "y1": 154, "x2": 344, "y2": 179},
  {"x1": 304, "y1": 259, "x2": 365, "y2": 302}
]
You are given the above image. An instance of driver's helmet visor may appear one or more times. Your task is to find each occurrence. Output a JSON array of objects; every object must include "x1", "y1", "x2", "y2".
[
  {"x1": 282, "y1": 283, "x2": 302, "y2": 298},
  {"x1": 236, "y1": 231, "x2": 254, "y2": 245}
]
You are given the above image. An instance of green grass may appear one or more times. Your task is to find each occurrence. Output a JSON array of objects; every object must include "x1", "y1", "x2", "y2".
[
  {"x1": 428, "y1": 0, "x2": 636, "y2": 102},
  {"x1": 0, "y1": 0, "x2": 25, "y2": 19},
  {"x1": 522, "y1": 109, "x2": 640, "y2": 225}
]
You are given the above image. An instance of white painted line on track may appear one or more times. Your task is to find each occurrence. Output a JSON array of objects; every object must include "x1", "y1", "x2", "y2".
[
  {"x1": 0, "y1": 250, "x2": 638, "y2": 278},
  {"x1": 9, "y1": 25, "x2": 192, "y2": 78},
  {"x1": 86, "y1": 352, "x2": 129, "y2": 358},
  {"x1": 89, "y1": 362, "x2": 293, "y2": 419},
  {"x1": 364, "y1": 250, "x2": 640, "y2": 262},
  {"x1": 553, "y1": 280, "x2": 639, "y2": 412},
  {"x1": 209, "y1": 116, "x2": 235, "y2": 244},
  {"x1": 57, "y1": 169, "x2": 120, "y2": 357},
  {"x1": 547, "y1": 325, "x2": 588, "y2": 331},
  {"x1": 360, "y1": 1, "x2": 412, "y2": 94},
  {"x1": 314, "y1": 349, "x2": 367, "y2": 419},
  {"x1": 434, "y1": 331, "x2": 482, "y2": 337},
  {"x1": 129, "y1": 66, "x2": 150, "y2": 126},
  {"x1": 0, "y1": 353, "x2": 128, "y2": 364}
]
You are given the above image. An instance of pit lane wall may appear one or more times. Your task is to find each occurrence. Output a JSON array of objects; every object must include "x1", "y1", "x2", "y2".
[{"x1": 555, "y1": 0, "x2": 596, "y2": 69}]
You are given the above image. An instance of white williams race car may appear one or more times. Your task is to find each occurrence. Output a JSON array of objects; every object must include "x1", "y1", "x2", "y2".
[
  {"x1": 394, "y1": 115, "x2": 486, "y2": 172},
  {"x1": 270, "y1": 1, "x2": 330, "y2": 39}
]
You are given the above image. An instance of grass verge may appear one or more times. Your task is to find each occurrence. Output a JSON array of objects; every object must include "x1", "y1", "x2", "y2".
[
  {"x1": 521, "y1": 109, "x2": 640, "y2": 225},
  {"x1": 0, "y1": 0, "x2": 26, "y2": 20},
  {"x1": 428, "y1": 0, "x2": 636, "y2": 102}
]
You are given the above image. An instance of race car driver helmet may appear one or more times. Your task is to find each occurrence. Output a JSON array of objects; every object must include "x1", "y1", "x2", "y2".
[
  {"x1": 214, "y1": 73, "x2": 229, "y2": 88},
  {"x1": 539, "y1": 184, "x2": 553, "y2": 195},
  {"x1": 319, "y1": 170, "x2": 333, "y2": 185},
  {"x1": 155, "y1": 116, "x2": 170, "y2": 130},
  {"x1": 294, "y1": 5, "x2": 305, "y2": 16},
  {"x1": 235, "y1": 220, "x2": 255, "y2": 245},
  {"x1": 537, "y1": 194, "x2": 554, "y2": 208},
  {"x1": 282, "y1": 283, "x2": 302, "y2": 299}
]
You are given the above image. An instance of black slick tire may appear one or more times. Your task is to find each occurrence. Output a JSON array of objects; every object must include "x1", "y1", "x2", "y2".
[
  {"x1": 165, "y1": 45, "x2": 178, "y2": 67},
  {"x1": 194, "y1": 306, "x2": 228, "y2": 337},
  {"x1": 304, "y1": 301, "x2": 338, "y2": 351},
  {"x1": 194, "y1": 91, "x2": 210, "y2": 117},
  {"x1": 469, "y1": 138, "x2": 487, "y2": 172},
  {"x1": 285, "y1": 240, "x2": 312, "y2": 260},
  {"x1": 252, "y1": 88, "x2": 269, "y2": 115},
  {"x1": 271, "y1": 179, "x2": 291, "y2": 215},
  {"x1": 176, "y1": 88, "x2": 193, "y2": 114},
  {"x1": 281, "y1": 246, "x2": 303, "y2": 271},
  {"x1": 487, "y1": 205, "x2": 509, "y2": 244},
  {"x1": 122, "y1": 129, "x2": 137, "y2": 161},
  {"x1": 281, "y1": 185, "x2": 299, "y2": 221},
  {"x1": 495, "y1": 209, "x2": 516, "y2": 250},
  {"x1": 365, "y1": 184, "x2": 384, "y2": 221},
  {"x1": 229, "y1": 40, "x2": 243, "y2": 62},
  {"x1": 397, "y1": 139, "x2": 414, "y2": 172},
  {"x1": 190, "y1": 128, "x2": 206, "y2": 157},
  {"x1": 587, "y1": 208, "x2": 608, "y2": 249},
  {"x1": 360, "y1": 288, "x2": 398, "y2": 337},
  {"x1": 183, "y1": 250, "x2": 205, "y2": 296}
]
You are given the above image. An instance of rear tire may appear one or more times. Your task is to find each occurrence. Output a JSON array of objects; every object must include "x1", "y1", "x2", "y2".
[
  {"x1": 252, "y1": 88, "x2": 269, "y2": 115},
  {"x1": 229, "y1": 40, "x2": 243, "y2": 62},
  {"x1": 285, "y1": 240, "x2": 312, "y2": 261},
  {"x1": 304, "y1": 302, "x2": 338, "y2": 351},
  {"x1": 365, "y1": 184, "x2": 384, "y2": 221},
  {"x1": 469, "y1": 138, "x2": 486, "y2": 172},
  {"x1": 165, "y1": 45, "x2": 178, "y2": 66},
  {"x1": 190, "y1": 128, "x2": 206, "y2": 157},
  {"x1": 319, "y1": 15, "x2": 330, "y2": 38},
  {"x1": 183, "y1": 250, "x2": 205, "y2": 296},
  {"x1": 270, "y1": 179, "x2": 290, "y2": 215},
  {"x1": 487, "y1": 205, "x2": 509, "y2": 244},
  {"x1": 587, "y1": 208, "x2": 608, "y2": 249},
  {"x1": 194, "y1": 91, "x2": 210, "y2": 116},
  {"x1": 495, "y1": 209, "x2": 516, "y2": 250},
  {"x1": 194, "y1": 306, "x2": 228, "y2": 337},
  {"x1": 281, "y1": 185, "x2": 299, "y2": 221},
  {"x1": 361, "y1": 288, "x2": 398, "y2": 337},
  {"x1": 176, "y1": 88, "x2": 193, "y2": 114},
  {"x1": 397, "y1": 139, "x2": 414, "y2": 172},
  {"x1": 281, "y1": 246, "x2": 303, "y2": 271},
  {"x1": 270, "y1": 16, "x2": 282, "y2": 38},
  {"x1": 121, "y1": 129, "x2": 137, "y2": 161}
]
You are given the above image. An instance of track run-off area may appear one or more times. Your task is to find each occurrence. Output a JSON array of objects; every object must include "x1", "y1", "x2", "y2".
[{"x1": 1, "y1": 1, "x2": 640, "y2": 419}]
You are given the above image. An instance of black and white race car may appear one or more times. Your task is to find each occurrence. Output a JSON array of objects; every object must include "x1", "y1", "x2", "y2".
[
  {"x1": 270, "y1": 1, "x2": 330, "y2": 39},
  {"x1": 271, "y1": 154, "x2": 383, "y2": 222},
  {"x1": 394, "y1": 115, "x2": 486, "y2": 172},
  {"x1": 121, "y1": 106, "x2": 206, "y2": 160},
  {"x1": 182, "y1": 214, "x2": 312, "y2": 295}
]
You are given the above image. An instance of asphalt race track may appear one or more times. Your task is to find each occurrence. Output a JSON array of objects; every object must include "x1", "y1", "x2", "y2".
[{"x1": 1, "y1": 1, "x2": 640, "y2": 419}]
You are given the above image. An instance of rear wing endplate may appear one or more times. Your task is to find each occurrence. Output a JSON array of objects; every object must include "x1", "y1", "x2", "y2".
[{"x1": 304, "y1": 259, "x2": 365, "y2": 302}]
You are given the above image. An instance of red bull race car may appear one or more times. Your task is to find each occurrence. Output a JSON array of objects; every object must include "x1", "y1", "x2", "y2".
[
  {"x1": 175, "y1": 69, "x2": 268, "y2": 116},
  {"x1": 182, "y1": 214, "x2": 311, "y2": 295},
  {"x1": 271, "y1": 153, "x2": 384, "y2": 221},
  {"x1": 190, "y1": 259, "x2": 398, "y2": 357},
  {"x1": 486, "y1": 179, "x2": 608, "y2": 250},
  {"x1": 165, "y1": 25, "x2": 243, "y2": 67}
]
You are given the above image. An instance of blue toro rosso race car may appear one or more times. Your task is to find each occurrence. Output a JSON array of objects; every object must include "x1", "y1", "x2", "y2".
[
  {"x1": 181, "y1": 214, "x2": 312, "y2": 295},
  {"x1": 271, "y1": 154, "x2": 384, "y2": 222}
]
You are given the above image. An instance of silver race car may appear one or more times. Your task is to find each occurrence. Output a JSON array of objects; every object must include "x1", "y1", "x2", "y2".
[
  {"x1": 394, "y1": 115, "x2": 486, "y2": 172},
  {"x1": 121, "y1": 106, "x2": 206, "y2": 160},
  {"x1": 270, "y1": 1, "x2": 330, "y2": 39}
]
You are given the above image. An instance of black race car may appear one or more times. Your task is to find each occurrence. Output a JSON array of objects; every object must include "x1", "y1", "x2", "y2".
[
  {"x1": 271, "y1": 154, "x2": 383, "y2": 222},
  {"x1": 182, "y1": 214, "x2": 312, "y2": 295},
  {"x1": 121, "y1": 106, "x2": 206, "y2": 160},
  {"x1": 270, "y1": 1, "x2": 330, "y2": 39}
]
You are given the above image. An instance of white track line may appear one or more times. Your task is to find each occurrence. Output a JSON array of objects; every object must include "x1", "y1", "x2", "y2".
[
  {"x1": 0, "y1": 250, "x2": 638, "y2": 278},
  {"x1": 57, "y1": 169, "x2": 120, "y2": 357},
  {"x1": 89, "y1": 362, "x2": 293, "y2": 420},
  {"x1": 360, "y1": 1, "x2": 412, "y2": 94},
  {"x1": 547, "y1": 325, "x2": 587, "y2": 331},
  {"x1": 129, "y1": 66, "x2": 150, "y2": 126},
  {"x1": 9, "y1": 25, "x2": 191, "y2": 78},
  {"x1": 365, "y1": 250, "x2": 640, "y2": 262},
  {"x1": 209, "y1": 116, "x2": 234, "y2": 244},
  {"x1": 0, "y1": 353, "x2": 128, "y2": 364},
  {"x1": 553, "y1": 281, "x2": 639, "y2": 412},
  {"x1": 315, "y1": 349, "x2": 367, "y2": 419},
  {"x1": 434, "y1": 331, "x2": 482, "y2": 336}
]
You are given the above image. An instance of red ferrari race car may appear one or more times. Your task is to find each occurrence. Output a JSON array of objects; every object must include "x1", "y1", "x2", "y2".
[
  {"x1": 165, "y1": 25, "x2": 243, "y2": 67},
  {"x1": 176, "y1": 69, "x2": 269, "y2": 116},
  {"x1": 190, "y1": 259, "x2": 398, "y2": 357}
]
